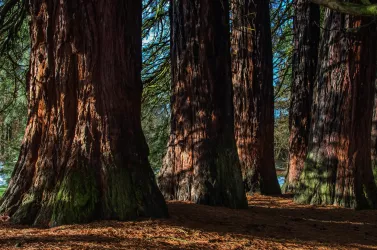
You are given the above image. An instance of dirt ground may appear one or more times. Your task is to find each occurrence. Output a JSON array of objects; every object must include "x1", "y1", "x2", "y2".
[{"x1": 0, "y1": 194, "x2": 376, "y2": 249}]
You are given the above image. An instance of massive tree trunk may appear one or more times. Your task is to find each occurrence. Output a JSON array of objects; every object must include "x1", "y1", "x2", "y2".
[
  {"x1": 283, "y1": 0, "x2": 320, "y2": 193},
  {"x1": 295, "y1": 7, "x2": 377, "y2": 209},
  {"x1": 0, "y1": 0, "x2": 168, "y2": 226},
  {"x1": 157, "y1": 0, "x2": 247, "y2": 208},
  {"x1": 231, "y1": 0, "x2": 281, "y2": 195}
]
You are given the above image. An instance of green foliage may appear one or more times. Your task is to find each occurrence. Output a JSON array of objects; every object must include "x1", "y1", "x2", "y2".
[
  {"x1": 312, "y1": 0, "x2": 377, "y2": 16},
  {"x1": 271, "y1": 0, "x2": 293, "y2": 170},
  {"x1": 0, "y1": 13, "x2": 29, "y2": 186},
  {"x1": 141, "y1": 0, "x2": 170, "y2": 172},
  {"x1": 274, "y1": 113, "x2": 290, "y2": 169},
  {"x1": 0, "y1": 0, "x2": 27, "y2": 55}
]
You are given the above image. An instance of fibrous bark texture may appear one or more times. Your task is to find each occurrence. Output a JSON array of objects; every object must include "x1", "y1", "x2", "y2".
[
  {"x1": 0, "y1": 0, "x2": 168, "y2": 226},
  {"x1": 372, "y1": 81, "x2": 377, "y2": 184},
  {"x1": 158, "y1": 0, "x2": 247, "y2": 209},
  {"x1": 283, "y1": 0, "x2": 320, "y2": 193},
  {"x1": 231, "y1": 0, "x2": 281, "y2": 195},
  {"x1": 295, "y1": 6, "x2": 377, "y2": 209}
]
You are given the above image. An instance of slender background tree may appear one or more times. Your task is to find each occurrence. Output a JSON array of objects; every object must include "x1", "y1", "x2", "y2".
[
  {"x1": 283, "y1": 0, "x2": 320, "y2": 193},
  {"x1": 372, "y1": 81, "x2": 377, "y2": 184},
  {"x1": 231, "y1": 0, "x2": 281, "y2": 195}
]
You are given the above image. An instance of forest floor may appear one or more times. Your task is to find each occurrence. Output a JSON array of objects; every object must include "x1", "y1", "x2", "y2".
[{"x1": 0, "y1": 194, "x2": 376, "y2": 249}]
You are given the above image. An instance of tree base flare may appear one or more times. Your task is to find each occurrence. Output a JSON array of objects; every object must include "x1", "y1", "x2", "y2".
[
  {"x1": 158, "y1": 146, "x2": 248, "y2": 209},
  {"x1": 295, "y1": 154, "x2": 377, "y2": 210},
  {"x1": 0, "y1": 160, "x2": 168, "y2": 227}
]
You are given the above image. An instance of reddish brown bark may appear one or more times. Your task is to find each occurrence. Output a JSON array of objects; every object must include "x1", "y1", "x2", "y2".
[
  {"x1": 283, "y1": 0, "x2": 320, "y2": 193},
  {"x1": 295, "y1": 7, "x2": 377, "y2": 209},
  {"x1": 231, "y1": 0, "x2": 281, "y2": 195},
  {"x1": 0, "y1": 0, "x2": 167, "y2": 226},
  {"x1": 157, "y1": 0, "x2": 247, "y2": 208}
]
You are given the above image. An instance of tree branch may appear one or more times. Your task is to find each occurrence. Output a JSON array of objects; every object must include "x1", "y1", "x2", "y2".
[{"x1": 311, "y1": 0, "x2": 377, "y2": 16}]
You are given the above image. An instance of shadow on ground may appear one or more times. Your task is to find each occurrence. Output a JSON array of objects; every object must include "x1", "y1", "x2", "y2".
[{"x1": 0, "y1": 194, "x2": 376, "y2": 249}]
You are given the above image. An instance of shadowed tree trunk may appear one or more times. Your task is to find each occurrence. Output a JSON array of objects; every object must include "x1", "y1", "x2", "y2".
[
  {"x1": 231, "y1": 0, "x2": 281, "y2": 195},
  {"x1": 372, "y1": 81, "x2": 377, "y2": 184},
  {"x1": 295, "y1": 7, "x2": 377, "y2": 209},
  {"x1": 157, "y1": 0, "x2": 247, "y2": 208},
  {"x1": 283, "y1": 0, "x2": 320, "y2": 193},
  {"x1": 0, "y1": 0, "x2": 168, "y2": 226}
]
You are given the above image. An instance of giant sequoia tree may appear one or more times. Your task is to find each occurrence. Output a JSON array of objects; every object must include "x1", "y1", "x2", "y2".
[
  {"x1": 0, "y1": 0, "x2": 168, "y2": 226},
  {"x1": 283, "y1": 0, "x2": 320, "y2": 193},
  {"x1": 295, "y1": 6, "x2": 377, "y2": 209},
  {"x1": 158, "y1": 0, "x2": 247, "y2": 208},
  {"x1": 231, "y1": 0, "x2": 280, "y2": 195}
]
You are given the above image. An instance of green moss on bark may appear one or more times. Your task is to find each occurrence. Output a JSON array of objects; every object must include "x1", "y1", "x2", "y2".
[
  {"x1": 294, "y1": 152, "x2": 336, "y2": 206},
  {"x1": 102, "y1": 166, "x2": 139, "y2": 220},
  {"x1": 11, "y1": 193, "x2": 40, "y2": 225},
  {"x1": 50, "y1": 169, "x2": 99, "y2": 226},
  {"x1": 215, "y1": 147, "x2": 248, "y2": 209}
]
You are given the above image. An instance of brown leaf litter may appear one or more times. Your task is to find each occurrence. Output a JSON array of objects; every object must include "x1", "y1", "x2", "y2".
[{"x1": 0, "y1": 194, "x2": 376, "y2": 249}]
